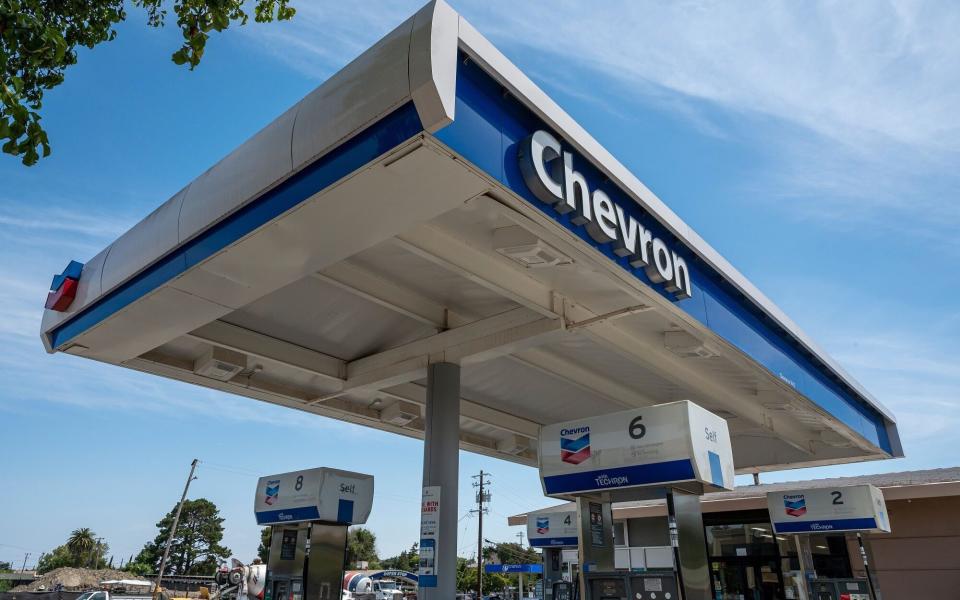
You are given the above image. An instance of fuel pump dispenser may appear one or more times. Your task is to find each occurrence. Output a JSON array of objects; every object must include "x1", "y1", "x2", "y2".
[
  {"x1": 526, "y1": 509, "x2": 578, "y2": 600},
  {"x1": 537, "y1": 400, "x2": 735, "y2": 600},
  {"x1": 254, "y1": 467, "x2": 374, "y2": 600},
  {"x1": 767, "y1": 484, "x2": 890, "y2": 600}
]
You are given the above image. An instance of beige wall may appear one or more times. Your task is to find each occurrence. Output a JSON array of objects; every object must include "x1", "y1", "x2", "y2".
[{"x1": 861, "y1": 496, "x2": 960, "y2": 599}]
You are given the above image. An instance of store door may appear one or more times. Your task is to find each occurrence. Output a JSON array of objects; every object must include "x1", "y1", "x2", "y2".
[{"x1": 711, "y1": 558, "x2": 784, "y2": 600}]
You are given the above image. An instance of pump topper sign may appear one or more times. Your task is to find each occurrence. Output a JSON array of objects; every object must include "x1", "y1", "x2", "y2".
[
  {"x1": 253, "y1": 467, "x2": 373, "y2": 526},
  {"x1": 527, "y1": 510, "x2": 578, "y2": 547},
  {"x1": 767, "y1": 484, "x2": 890, "y2": 534},
  {"x1": 519, "y1": 130, "x2": 692, "y2": 300},
  {"x1": 538, "y1": 400, "x2": 734, "y2": 498}
]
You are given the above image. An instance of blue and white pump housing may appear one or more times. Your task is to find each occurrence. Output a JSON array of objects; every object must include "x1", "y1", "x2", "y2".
[
  {"x1": 254, "y1": 467, "x2": 374, "y2": 526},
  {"x1": 538, "y1": 400, "x2": 735, "y2": 501}
]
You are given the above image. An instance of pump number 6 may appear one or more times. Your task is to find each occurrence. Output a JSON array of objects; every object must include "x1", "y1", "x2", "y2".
[{"x1": 629, "y1": 415, "x2": 646, "y2": 439}]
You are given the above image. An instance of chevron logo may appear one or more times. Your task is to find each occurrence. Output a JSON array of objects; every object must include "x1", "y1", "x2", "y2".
[
  {"x1": 265, "y1": 480, "x2": 280, "y2": 506},
  {"x1": 560, "y1": 426, "x2": 591, "y2": 465},
  {"x1": 45, "y1": 260, "x2": 83, "y2": 312},
  {"x1": 536, "y1": 516, "x2": 550, "y2": 534},
  {"x1": 783, "y1": 494, "x2": 807, "y2": 517}
]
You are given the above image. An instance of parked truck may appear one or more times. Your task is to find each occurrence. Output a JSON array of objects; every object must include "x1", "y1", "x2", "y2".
[
  {"x1": 214, "y1": 560, "x2": 266, "y2": 600},
  {"x1": 341, "y1": 572, "x2": 405, "y2": 600}
]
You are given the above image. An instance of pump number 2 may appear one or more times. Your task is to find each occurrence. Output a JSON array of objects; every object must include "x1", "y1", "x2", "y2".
[
  {"x1": 629, "y1": 416, "x2": 646, "y2": 439},
  {"x1": 831, "y1": 490, "x2": 844, "y2": 505}
]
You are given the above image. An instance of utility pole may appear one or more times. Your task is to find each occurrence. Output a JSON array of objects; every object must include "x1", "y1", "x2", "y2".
[
  {"x1": 516, "y1": 531, "x2": 526, "y2": 600},
  {"x1": 471, "y1": 471, "x2": 491, "y2": 600},
  {"x1": 154, "y1": 459, "x2": 199, "y2": 598},
  {"x1": 20, "y1": 553, "x2": 30, "y2": 573}
]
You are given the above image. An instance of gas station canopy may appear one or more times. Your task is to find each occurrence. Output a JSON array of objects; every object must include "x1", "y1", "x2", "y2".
[{"x1": 41, "y1": 0, "x2": 900, "y2": 473}]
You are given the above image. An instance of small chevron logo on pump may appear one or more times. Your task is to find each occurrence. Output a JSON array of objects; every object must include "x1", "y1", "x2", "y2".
[
  {"x1": 560, "y1": 426, "x2": 591, "y2": 464},
  {"x1": 536, "y1": 516, "x2": 550, "y2": 534},
  {"x1": 783, "y1": 494, "x2": 807, "y2": 517},
  {"x1": 264, "y1": 480, "x2": 280, "y2": 506}
]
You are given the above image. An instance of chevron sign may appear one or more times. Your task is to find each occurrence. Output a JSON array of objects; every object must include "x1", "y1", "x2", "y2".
[
  {"x1": 45, "y1": 260, "x2": 83, "y2": 312},
  {"x1": 783, "y1": 494, "x2": 808, "y2": 517},
  {"x1": 560, "y1": 426, "x2": 591, "y2": 464}
]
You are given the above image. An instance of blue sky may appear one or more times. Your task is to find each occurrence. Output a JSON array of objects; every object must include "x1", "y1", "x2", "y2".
[{"x1": 2, "y1": 0, "x2": 959, "y2": 568}]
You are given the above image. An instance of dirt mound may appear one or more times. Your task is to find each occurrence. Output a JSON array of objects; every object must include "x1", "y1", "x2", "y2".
[{"x1": 13, "y1": 568, "x2": 142, "y2": 592}]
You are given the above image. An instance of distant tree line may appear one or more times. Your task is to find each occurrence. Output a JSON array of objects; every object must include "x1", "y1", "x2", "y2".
[
  {"x1": 0, "y1": 561, "x2": 12, "y2": 592},
  {"x1": 33, "y1": 501, "x2": 542, "y2": 593},
  {"x1": 36, "y1": 528, "x2": 112, "y2": 573},
  {"x1": 36, "y1": 498, "x2": 231, "y2": 576}
]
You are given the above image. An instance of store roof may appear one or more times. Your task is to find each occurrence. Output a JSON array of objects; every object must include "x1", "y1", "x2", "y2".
[{"x1": 509, "y1": 467, "x2": 960, "y2": 524}]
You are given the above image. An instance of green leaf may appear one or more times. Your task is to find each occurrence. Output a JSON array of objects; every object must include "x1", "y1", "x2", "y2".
[
  {"x1": 0, "y1": 0, "x2": 298, "y2": 166},
  {"x1": 171, "y1": 48, "x2": 189, "y2": 65}
]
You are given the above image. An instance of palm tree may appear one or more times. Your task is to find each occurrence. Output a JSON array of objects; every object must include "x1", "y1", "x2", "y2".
[{"x1": 67, "y1": 528, "x2": 96, "y2": 567}]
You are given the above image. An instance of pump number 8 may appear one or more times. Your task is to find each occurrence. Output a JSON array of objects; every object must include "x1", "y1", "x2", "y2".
[
  {"x1": 629, "y1": 416, "x2": 646, "y2": 439},
  {"x1": 295, "y1": 475, "x2": 303, "y2": 490}
]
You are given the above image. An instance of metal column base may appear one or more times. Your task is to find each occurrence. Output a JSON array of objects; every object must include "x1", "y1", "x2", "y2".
[{"x1": 667, "y1": 489, "x2": 711, "y2": 600}]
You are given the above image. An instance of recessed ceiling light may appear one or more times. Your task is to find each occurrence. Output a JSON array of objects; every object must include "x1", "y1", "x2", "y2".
[{"x1": 493, "y1": 225, "x2": 573, "y2": 269}]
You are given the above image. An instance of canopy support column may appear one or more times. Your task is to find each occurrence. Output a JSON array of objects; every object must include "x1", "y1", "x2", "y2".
[
  {"x1": 419, "y1": 362, "x2": 460, "y2": 600},
  {"x1": 666, "y1": 489, "x2": 711, "y2": 600}
]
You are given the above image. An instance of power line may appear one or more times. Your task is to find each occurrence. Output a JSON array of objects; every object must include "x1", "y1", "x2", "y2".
[
  {"x1": 488, "y1": 508, "x2": 517, "y2": 521},
  {"x1": 457, "y1": 512, "x2": 477, "y2": 556},
  {"x1": 492, "y1": 488, "x2": 549, "y2": 511},
  {"x1": 200, "y1": 460, "x2": 423, "y2": 506}
]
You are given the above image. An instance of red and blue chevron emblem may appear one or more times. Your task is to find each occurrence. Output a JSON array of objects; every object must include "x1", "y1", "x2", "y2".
[
  {"x1": 45, "y1": 260, "x2": 83, "y2": 312},
  {"x1": 560, "y1": 429, "x2": 591, "y2": 465},
  {"x1": 783, "y1": 495, "x2": 807, "y2": 517},
  {"x1": 536, "y1": 516, "x2": 550, "y2": 534}
]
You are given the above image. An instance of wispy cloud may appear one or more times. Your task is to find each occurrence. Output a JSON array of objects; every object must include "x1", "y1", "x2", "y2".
[
  {"x1": 472, "y1": 1, "x2": 960, "y2": 153},
  {"x1": 263, "y1": 0, "x2": 956, "y2": 153},
  {"x1": 240, "y1": 1, "x2": 418, "y2": 79},
  {"x1": 0, "y1": 197, "x2": 136, "y2": 237},
  {"x1": 0, "y1": 213, "x2": 128, "y2": 239},
  {"x1": 243, "y1": 1, "x2": 960, "y2": 239},
  {"x1": 471, "y1": 1, "x2": 960, "y2": 236},
  {"x1": 771, "y1": 275, "x2": 960, "y2": 458}
]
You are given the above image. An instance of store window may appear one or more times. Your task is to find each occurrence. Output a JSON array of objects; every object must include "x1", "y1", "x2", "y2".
[
  {"x1": 705, "y1": 523, "x2": 791, "y2": 557},
  {"x1": 809, "y1": 533, "x2": 853, "y2": 579},
  {"x1": 613, "y1": 520, "x2": 627, "y2": 547},
  {"x1": 703, "y1": 511, "x2": 855, "y2": 600}
]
